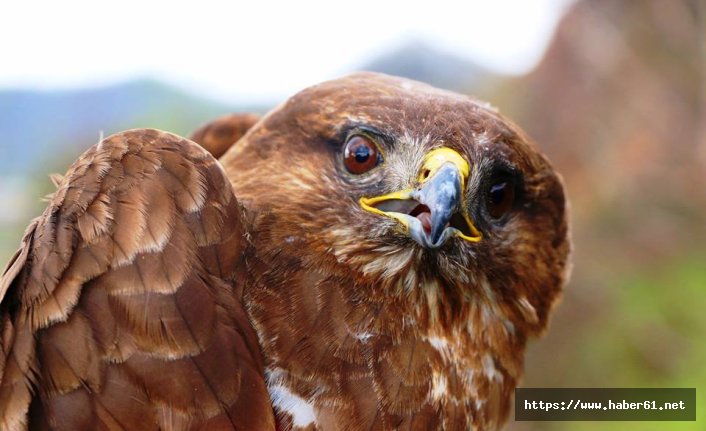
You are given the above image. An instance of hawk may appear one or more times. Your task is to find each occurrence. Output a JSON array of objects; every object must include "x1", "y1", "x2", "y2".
[{"x1": 0, "y1": 72, "x2": 570, "y2": 430}]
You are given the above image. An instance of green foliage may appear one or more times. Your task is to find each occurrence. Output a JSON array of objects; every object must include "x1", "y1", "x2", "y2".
[{"x1": 512, "y1": 254, "x2": 706, "y2": 431}]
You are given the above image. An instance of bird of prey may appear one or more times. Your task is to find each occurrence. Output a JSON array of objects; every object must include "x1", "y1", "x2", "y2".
[{"x1": 0, "y1": 72, "x2": 570, "y2": 430}]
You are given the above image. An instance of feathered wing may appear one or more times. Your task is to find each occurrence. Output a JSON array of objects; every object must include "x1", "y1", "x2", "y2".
[
  {"x1": 0, "y1": 129, "x2": 275, "y2": 430},
  {"x1": 189, "y1": 113, "x2": 261, "y2": 159}
]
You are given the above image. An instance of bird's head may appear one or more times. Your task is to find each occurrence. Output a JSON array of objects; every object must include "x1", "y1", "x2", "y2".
[{"x1": 223, "y1": 72, "x2": 570, "y2": 334}]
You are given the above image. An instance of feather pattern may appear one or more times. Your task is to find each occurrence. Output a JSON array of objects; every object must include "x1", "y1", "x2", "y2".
[{"x1": 0, "y1": 129, "x2": 274, "y2": 430}]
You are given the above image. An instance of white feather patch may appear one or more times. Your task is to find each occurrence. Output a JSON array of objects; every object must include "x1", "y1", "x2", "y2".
[
  {"x1": 266, "y1": 369, "x2": 316, "y2": 427},
  {"x1": 430, "y1": 372, "x2": 448, "y2": 401},
  {"x1": 355, "y1": 332, "x2": 374, "y2": 342},
  {"x1": 482, "y1": 353, "x2": 502, "y2": 382}
]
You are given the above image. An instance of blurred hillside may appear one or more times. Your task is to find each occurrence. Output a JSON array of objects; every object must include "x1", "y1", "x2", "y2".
[
  {"x1": 0, "y1": 79, "x2": 264, "y2": 175},
  {"x1": 0, "y1": 0, "x2": 704, "y2": 430},
  {"x1": 0, "y1": 80, "x2": 266, "y2": 262},
  {"x1": 361, "y1": 40, "x2": 495, "y2": 92}
]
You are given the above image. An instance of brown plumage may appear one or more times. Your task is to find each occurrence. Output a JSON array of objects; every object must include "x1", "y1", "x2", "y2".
[
  {"x1": 189, "y1": 113, "x2": 261, "y2": 159},
  {"x1": 0, "y1": 72, "x2": 570, "y2": 430}
]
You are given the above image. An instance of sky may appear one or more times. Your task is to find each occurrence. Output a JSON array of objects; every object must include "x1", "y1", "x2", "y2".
[{"x1": 0, "y1": 0, "x2": 573, "y2": 104}]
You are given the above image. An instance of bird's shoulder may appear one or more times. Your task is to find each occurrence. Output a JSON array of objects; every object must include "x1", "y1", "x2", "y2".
[{"x1": 189, "y1": 112, "x2": 261, "y2": 159}]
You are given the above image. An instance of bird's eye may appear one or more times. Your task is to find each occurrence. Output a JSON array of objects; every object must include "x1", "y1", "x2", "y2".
[
  {"x1": 343, "y1": 135, "x2": 382, "y2": 174},
  {"x1": 487, "y1": 180, "x2": 515, "y2": 219}
]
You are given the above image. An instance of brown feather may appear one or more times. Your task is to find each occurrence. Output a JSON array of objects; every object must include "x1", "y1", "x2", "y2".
[
  {"x1": 189, "y1": 113, "x2": 261, "y2": 159},
  {"x1": 0, "y1": 129, "x2": 275, "y2": 430}
]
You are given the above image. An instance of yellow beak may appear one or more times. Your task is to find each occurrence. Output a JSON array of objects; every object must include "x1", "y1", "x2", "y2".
[{"x1": 360, "y1": 147, "x2": 481, "y2": 248}]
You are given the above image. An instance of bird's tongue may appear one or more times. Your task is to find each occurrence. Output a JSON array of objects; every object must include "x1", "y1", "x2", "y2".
[
  {"x1": 408, "y1": 204, "x2": 433, "y2": 235},
  {"x1": 416, "y1": 211, "x2": 432, "y2": 235}
]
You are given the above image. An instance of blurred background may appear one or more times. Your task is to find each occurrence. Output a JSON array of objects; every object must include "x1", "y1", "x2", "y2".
[{"x1": 0, "y1": 0, "x2": 704, "y2": 429}]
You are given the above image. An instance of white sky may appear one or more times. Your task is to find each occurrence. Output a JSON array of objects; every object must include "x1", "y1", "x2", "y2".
[{"x1": 0, "y1": 0, "x2": 572, "y2": 104}]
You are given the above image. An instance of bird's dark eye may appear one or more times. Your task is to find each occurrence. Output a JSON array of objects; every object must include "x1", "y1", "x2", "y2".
[
  {"x1": 343, "y1": 135, "x2": 382, "y2": 174},
  {"x1": 487, "y1": 180, "x2": 515, "y2": 219}
]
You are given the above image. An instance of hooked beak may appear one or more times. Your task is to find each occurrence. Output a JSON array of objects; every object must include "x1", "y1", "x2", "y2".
[{"x1": 360, "y1": 147, "x2": 482, "y2": 248}]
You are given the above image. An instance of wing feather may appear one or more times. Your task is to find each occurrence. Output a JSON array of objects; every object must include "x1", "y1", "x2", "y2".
[
  {"x1": 189, "y1": 113, "x2": 261, "y2": 159},
  {"x1": 0, "y1": 129, "x2": 275, "y2": 430}
]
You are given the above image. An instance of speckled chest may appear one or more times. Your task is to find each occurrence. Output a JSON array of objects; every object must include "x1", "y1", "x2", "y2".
[{"x1": 244, "y1": 264, "x2": 517, "y2": 430}]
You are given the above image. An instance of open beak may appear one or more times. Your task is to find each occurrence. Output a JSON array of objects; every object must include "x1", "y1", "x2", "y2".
[{"x1": 360, "y1": 147, "x2": 482, "y2": 248}]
